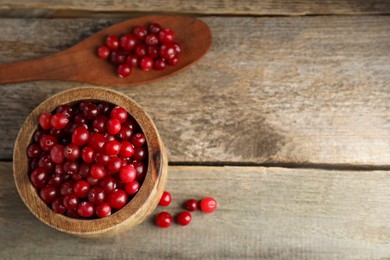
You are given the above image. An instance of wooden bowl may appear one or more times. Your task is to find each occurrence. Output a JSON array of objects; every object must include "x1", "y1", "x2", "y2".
[{"x1": 13, "y1": 87, "x2": 168, "y2": 237}]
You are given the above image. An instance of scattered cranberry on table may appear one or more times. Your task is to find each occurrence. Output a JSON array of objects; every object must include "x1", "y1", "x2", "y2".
[
  {"x1": 96, "y1": 23, "x2": 181, "y2": 78},
  {"x1": 184, "y1": 199, "x2": 199, "y2": 212},
  {"x1": 155, "y1": 212, "x2": 173, "y2": 228},
  {"x1": 200, "y1": 197, "x2": 217, "y2": 213},
  {"x1": 176, "y1": 211, "x2": 192, "y2": 226},
  {"x1": 158, "y1": 191, "x2": 172, "y2": 207},
  {"x1": 27, "y1": 101, "x2": 149, "y2": 219}
]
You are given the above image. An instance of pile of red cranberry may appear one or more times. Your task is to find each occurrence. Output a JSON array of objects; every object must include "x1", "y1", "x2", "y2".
[
  {"x1": 27, "y1": 101, "x2": 148, "y2": 219},
  {"x1": 97, "y1": 23, "x2": 181, "y2": 78}
]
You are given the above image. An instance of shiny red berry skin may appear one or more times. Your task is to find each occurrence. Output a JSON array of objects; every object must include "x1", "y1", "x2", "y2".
[
  {"x1": 63, "y1": 143, "x2": 80, "y2": 161},
  {"x1": 38, "y1": 153, "x2": 55, "y2": 171},
  {"x1": 120, "y1": 34, "x2": 137, "y2": 51},
  {"x1": 167, "y1": 56, "x2": 179, "y2": 66},
  {"x1": 107, "y1": 156, "x2": 122, "y2": 173},
  {"x1": 27, "y1": 143, "x2": 42, "y2": 158},
  {"x1": 92, "y1": 115, "x2": 107, "y2": 133},
  {"x1": 160, "y1": 43, "x2": 177, "y2": 60},
  {"x1": 105, "y1": 140, "x2": 121, "y2": 155},
  {"x1": 48, "y1": 172, "x2": 64, "y2": 188},
  {"x1": 97, "y1": 45, "x2": 110, "y2": 59},
  {"x1": 40, "y1": 134, "x2": 57, "y2": 151},
  {"x1": 63, "y1": 160, "x2": 79, "y2": 175},
  {"x1": 72, "y1": 126, "x2": 90, "y2": 146},
  {"x1": 133, "y1": 146, "x2": 147, "y2": 161},
  {"x1": 124, "y1": 180, "x2": 139, "y2": 195},
  {"x1": 88, "y1": 133, "x2": 106, "y2": 151},
  {"x1": 119, "y1": 141, "x2": 134, "y2": 158},
  {"x1": 50, "y1": 113, "x2": 69, "y2": 129},
  {"x1": 39, "y1": 113, "x2": 52, "y2": 129},
  {"x1": 145, "y1": 33, "x2": 159, "y2": 46},
  {"x1": 107, "y1": 118, "x2": 121, "y2": 135},
  {"x1": 131, "y1": 133, "x2": 146, "y2": 147},
  {"x1": 158, "y1": 28, "x2": 175, "y2": 43},
  {"x1": 125, "y1": 54, "x2": 139, "y2": 68},
  {"x1": 155, "y1": 212, "x2": 173, "y2": 228},
  {"x1": 117, "y1": 126, "x2": 133, "y2": 140},
  {"x1": 73, "y1": 180, "x2": 90, "y2": 198},
  {"x1": 90, "y1": 163, "x2": 107, "y2": 179},
  {"x1": 110, "y1": 107, "x2": 128, "y2": 123},
  {"x1": 107, "y1": 189, "x2": 128, "y2": 209},
  {"x1": 149, "y1": 23, "x2": 161, "y2": 34},
  {"x1": 117, "y1": 64, "x2": 132, "y2": 78},
  {"x1": 110, "y1": 50, "x2": 127, "y2": 65},
  {"x1": 106, "y1": 35, "x2": 119, "y2": 50},
  {"x1": 63, "y1": 194, "x2": 79, "y2": 210},
  {"x1": 159, "y1": 191, "x2": 172, "y2": 206},
  {"x1": 50, "y1": 144, "x2": 65, "y2": 164},
  {"x1": 96, "y1": 202, "x2": 111, "y2": 218},
  {"x1": 99, "y1": 176, "x2": 116, "y2": 194},
  {"x1": 119, "y1": 164, "x2": 136, "y2": 183},
  {"x1": 154, "y1": 58, "x2": 166, "y2": 70},
  {"x1": 95, "y1": 152, "x2": 111, "y2": 165},
  {"x1": 147, "y1": 46, "x2": 159, "y2": 59},
  {"x1": 81, "y1": 146, "x2": 95, "y2": 163},
  {"x1": 140, "y1": 56, "x2": 154, "y2": 71},
  {"x1": 133, "y1": 26, "x2": 147, "y2": 40},
  {"x1": 184, "y1": 199, "x2": 198, "y2": 212},
  {"x1": 172, "y1": 42, "x2": 181, "y2": 55},
  {"x1": 51, "y1": 198, "x2": 66, "y2": 214},
  {"x1": 200, "y1": 197, "x2": 217, "y2": 213},
  {"x1": 135, "y1": 44, "x2": 147, "y2": 57},
  {"x1": 88, "y1": 187, "x2": 106, "y2": 205},
  {"x1": 30, "y1": 167, "x2": 48, "y2": 189},
  {"x1": 39, "y1": 186, "x2": 59, "y2": 204},
  {"x1": 176, "y1": 211, "x2": 192, "y2": 226},
  {"x1": 133, "y1": 161, "x2": 147, "y2": 181},
  {"x1": 83, "y1": 103, "x2": 99, "y2": 120},
  {"x1": 60, "y1": 180, "x2": 74, "y2": 196},
  {"x1": 77, "y1": 201, "x2": 95, "y2": 217}
]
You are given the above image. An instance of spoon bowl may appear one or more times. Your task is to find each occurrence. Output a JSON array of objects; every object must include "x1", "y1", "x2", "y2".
[{"x1": 0, "y1": 16, "x2": 211, "y2": 87}]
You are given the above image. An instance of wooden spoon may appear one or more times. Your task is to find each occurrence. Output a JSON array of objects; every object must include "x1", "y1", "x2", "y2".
[{"x1": 0, "y1": 16, "x2": 211, "y2": 87}]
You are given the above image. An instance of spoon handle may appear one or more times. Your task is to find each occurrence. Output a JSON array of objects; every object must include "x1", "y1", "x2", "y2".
[{"x1": 0, "y1": 52, "x2": 77, "y2": 85}]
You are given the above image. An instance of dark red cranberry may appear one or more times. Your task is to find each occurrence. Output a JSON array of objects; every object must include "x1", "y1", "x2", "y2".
[
  {"x1": 63, "y1": 143, "x2": 80, "y2": 162},
  {"x1": 39, "y1": 113, "x2": 52, "y2": 130},
  {"x1": 122, "y1": 118, "x2": 138, "y2": 130},
  {"x1": 40, "y1": 186, "x2": 58, "y2": 204},
  {"x1": 176, "y1": 211, "x2": 192, "y2": 226},
  {"x1": 117, "y1": 126, "x2": 133, "y2": 140},
  {"x1": 124, "y1": 180, "x2": 139, "y2": 195},
  {"x1": 77, "y1": 201, "x2": 95, "y2": 217},
  {"x1": 27, "y1": 143, "x2": 42, "y2": 158},
  {"x1": 107, "y1": 118, "x2": 121, "y2": 135},
  {"x1": 133, "y1": 161, "x2": 147, "y2": 181},
  {"x1": 73, "y1": 180, "x2": 90, "y2": 198},
  {"x1": 38, "y1": 153, "x2": 55, "y2": 171},
  {"x1": 40, "y1": 135, "x2": 57, "y2": 151},
  {"x1": 54, "y1": 164, "x2": 65, "y2": 175},
  {"x1": 172, "y1": 42, "x2": 181, "y2": 55},
  {"x1": 133, "y1": 146, "x2": 147, "y2": 161},
  {"x1": 149, "y1": 23, "x2": 161, "y2": 34},
  {"x1": 33, "y1": 129, "x2": 47, "y2": 143},
  {"x1": 30, "y1": 167, "x2": 48, "y2": 189},
  {"x1": 107, "y1": 156, "x2": 122, "y2": 174},
  {"x1": 117, "y1": 64, "x2": 132, "y2": 78},
  {"x1": 94, "y1": 153, "x2": 111, "y2": 165},
  {"x1": 90, "y1": 163, "x2": 107, "y2": 179},
  {"x1": 154, "y1": 58, "x2": 167, "y2": 70},
  {"x1": 97, "y1": 45, "x2": 110, "y2": 59},
  {"x1": 155, "y1": 212, "x2": 173, "y2": 228},
  {"x1": 63, "y1": 160, "x2": 79, "y2": 175},
  {"x1": 86, "y1": 175, "x2": 99, "y2": 187},
  {"x1": 135, "y1": 44, "x2": 147, "y2": 57},
  {"x1": 184, "y1": 199, "x2": 198, "y2": 212},
  {"x1": 63, "y1": 194, "x2": 79, "y2": 210},
  {"x1": 88, "y1": 133, "x2": 106, "y2": 151},
  {"x1": 110, "y1": 106, "x2": 128, "y2": 123},
  {"x1": 107, "y1": 189, "x2": 128, "y2": 209},
  {"x1": 66, "y1": 207, "x2": 79, "y2": 219},
  {"x1": 119, "y1": 141, "x2": 134, "y2": 158},
  {"x1": 147, "y1": 46, "x2": 159, "y2": 59},
  {"x1": 120, "y1": 34, "x2": 137, "y2": 51},
  {"x1": 131, "y1": 133, "x2": 146, "y2": 147},
  {"x1": 56, "y1": 104, "x2": 74, "y2": 118},
  {"x1": 51, "y1": 197, "x2": 66, "y2": 214},
  {"x1": 96, "y1": 202, "x2": 111, "y2": 218},
  {"x1": 105, "y1": 35, "x2": 119, "y2": 50},
  {"x1": 73, "y1": 113, "x2": 88, "y2": 124},
  {"x1": 79, "y1": 100, "x2": 92, "y2": 111},
  {"x1": 50, "y1": 144, "x2": 65, "y2": 164},
  {"x1": 200, "y1": 197, "x2": 217, "y2": 213},
  {"x1": 125, "y1": 54, "x2": 139, "y2": 68},
  {"x1": 133, "y1": 26, "x2": 147, "y2": 40},
  {"x1": 88, "y1": 187, "x2": 105, "y2": 205},
  {"x1": 60, "y1": 180, "x2": 74, "y2": 196},
  {"x1": 50, "y1": 113, "x2": 69, "y2": 130},
  {"x1": 72, "y1": 126, "x2": 90, "y2": 146},
  {"x1": 167, "y1": 56, "x2": 179, "y2": 66},
  {"x1": 145, "y1": 34, "x2": 159, "y2": 46},
  {"x1": 97, "y1": 102, "x2": 112, "y2": 116},
  {"x1": 99, "y1": 176, "x2": 116, "y2": 194},
  {"x1": 81, "y1": 146, "x2": 95, "y2": 163},
  {"x1": 160, "y1": 43, "x2": 177, "y2": 60},
  {"x1": 83, "y1": 103, "x2": 99, "y2": 120},
  {"x1": 78, "y1": 163, "x2": 91, "y2": 179},
  {"x1": 105, "y1": 140, "x2": 121, "y2": 156},
  {"x1": 158, "y1": 28, "x2": 175, "y2": 43},
  {"x1": 119, "y1": 164, "x2": 136, "y2": 183},
  {"x1": 92, "y1": 115, "x2": 107, "y2": 133},
  {"x1": 159, "y1": 191, "x2": 172, "y2": 206},
  {"x1": 48, "y1": 173, "x2": 64, "y2": 188},
  {"x1": 30, "y1": 158, "x2": 39, "y2": 170},
  {"x1": 110, "y1": 50, "x2": 127, "y2": 65},
  {"x1": 140, "y1": 56, "x2": 154, "y2": 71}
]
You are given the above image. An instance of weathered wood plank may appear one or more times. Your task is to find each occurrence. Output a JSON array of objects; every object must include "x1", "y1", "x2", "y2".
[
  {"x1": 0, "y1": 16, "x2": 389, "y2": 166},
  {"x1": 0, "y1": 0, "x2": 389, "y2": 18},
  {"x1": 1, "y1": 162, "x2": 389, "y2": 259}
]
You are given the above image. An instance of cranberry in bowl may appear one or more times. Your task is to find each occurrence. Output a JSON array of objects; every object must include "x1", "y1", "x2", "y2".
[{"x1": 13, "y1": 87, "x2": 168, "y2": 237}]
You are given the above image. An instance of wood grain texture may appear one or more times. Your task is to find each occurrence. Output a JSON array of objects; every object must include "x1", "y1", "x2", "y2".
[
  {"x1": 1, "y1": 162, "x2": 389, "y2": 259},
  {"x1": 0, "y1": 16, "x2": 389, "y2": 166},
  {"x1": 0, "y1": 0, "x2": 389, "y2": 18}
]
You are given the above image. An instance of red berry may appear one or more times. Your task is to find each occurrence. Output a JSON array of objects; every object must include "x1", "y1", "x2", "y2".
[
  {"x1": 176, "y1": 211, "x2": 192, "y2": 226},
  {"x1": 77, "y1": 201, "x2": 95, "y2": 217},
  {"x1": 140, "y1": 56, "x2": 154, "y2": 71},
  {"x1": 27, "y1": 143, "x2": 42, "y2": 158},
  {"x1": 133, "y1": 26, "x2": 147, "y2": 40},
  {"x1": 154, "y1": 58, "x2": 166, "y2": 70},
  {"x1": 60, "y1": 180, "x2": 74, "y2": 196},
  {"x1": 184, "y1": 199, "x2": 198, "y2": 212},
  {"x1": 147, "y1": 46, "x2": 159, "y2": 59},
  {"x1": 120, "y1": 34, "x2": 137, "y2": 51},
  {"x1": 105, "y1": 140, "x2": 121, "y2": 155},
  {"x1": 107, "y1": 189, "x2": 128, "y2": 209},
  {"x1": 30, "y1": 167, "x2": 48, "y2": 189},
  {"x1": 94, "y1": 152, "x2": 111, "y2": 165},
  {"x1": 125, "y1": 54, "x2": 139, "y2": 68},
  {"x1": 131, "y1": 133, "x2": 146, "y2": 147},
  {"x1": 97, "y1": 45, "x2": 110, "y2": 59},
  {"x1": 159, "y1": 191, "x2": 172, "y2": 207},
  {"x1": 72, "y1": 126, "x2": 90, "y2": 146},
  {"x1": 38, "y1": 153, "x2": 55, "y2": 171},
  {"x1": 48, "y1": 172, "x2": 64, "y2": 188},
  {"x1": 51, "y1": 198, "x2": 66, "y2": 214},
  {"x1": 63, "y1": 160, "x2": 79, "y2": 175},
  {"x1": 117, "y1": 126, "x2": 133, "y2": 140},
  {"x1": 96, "y1": 202, "x2": 111, "y2": 218},
  {"x1": 119, "y1": 164, "x2": 136, "y2": 183},
  {"x1": 81, "y1": 146, "x2": 95, "y2": 163},
  {"x1": 145, "y1": 34, "x2": 159, "y2": 46},
  {"x1": 106, "y1": 35, "x2": 119, "y2": 50},
  {"x1": 99, "y1": 176, "x2": 117, "y2": 194},
  {"x1": 40, "y1": 135, "x2": 57, "y2": 151},
  {"x1": 110, "y1": 106, "x2": 128, "y2": 123},
  {"x1": 133, "y1": 146, "x2": 147, "y2": 161},
  {"x1": 200, "y1": 197, "x2": 217, "y2": 213},
  {"x1": 158, "y1": 29, "x2": 175, "y2": 43},
  {"x1": 110, "y1": 50, "x2": 127, "y2": 65},
  {"x1": 117, "y1": 64, "x2": 132, "y2": 78},
  {"x1": 88, "y1": 133, "x2": 106, "y2": 151},
  {"x1": 167, "y1": 57, "x2": 179, "y2": 66},
  {"x1": 90, "y1": 163, "x2": 107, "y2": 179},
  {"x1": 160, "y1": 43, "x2": 177, "y2": 60},
  {"x1": 50, "y1": 144, "x2": 65, "y2": 164},
  {"x1": 149, "y1": 23, "x2": 161, "y2": 34},
  {"x1": 124, "y1": 180, "x2": 140, "y2": 195},
  {"x1": 50, "y1": 113, "x2": 69, "y2": 129},
  {"x1": 135, "y1": 44, "x2": 147, "y2": 57},
  {"x1": 39, "y1": 186, "x2": 59, "y2": 204},
  {"x1": 119, "y1": 141, "x2": 134, "y2": 158},
  {"x1": 88, "y1": 187, "x2": 106, "y2": 205},
  {"x1": 107, "y1": 118, "x2": 121, "y2": 135},
  {"x1": 83, "y1": 103, "x2": 99, "y2": 120},
  {"x1": 133, "y1": 161, "x2": 147, "y2": 181},
  {"x1": 63, "y1": 143, "x2": 80, "y2": 161},
  {"x1": 73, "y1": 180, "x2": 90, "y2": 198},
  {"x1": 172, "y1": 42, "x2": 181, "y2": 55},
  {"x1": 107, "y1": 156, "x2": 122, "y2": 173},
  {"x1": 63, "y1": 194, "x2": 79, "y2": 210},
  {"x1": 155, "y1": 212, "x2": 173, "y2": 228},
  {"x1": 39, "y1": 113, "x2": 52, "y2": 130}
]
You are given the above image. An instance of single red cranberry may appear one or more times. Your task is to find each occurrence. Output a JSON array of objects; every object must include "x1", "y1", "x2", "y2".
[
  {"x1": 133, "y1": 146, "x2": 147, "y2": 161},
  {"x1": 200, "y1": 197, "x2": 217, "y2": 213},
  {"x1": 130, "y1": 133, "x2": 146, "y2": 147},
  {"x1": 159, "y1": 191, "x2": 172, "y2": 207},
  {"x1": 90, "y1": 163, "x2": 107, "y2": 179},
  {"x1": 38, "y1": 153, "x2": 55, "y2": 171},
  {"x1": 133, "y1": 26, "x2": 147, "y2": 40},
  {"x1": 27, "y1": 143, "x2": 42, "y2": 158},
  {"x1": 30, "y1": 167, "x2": 48, "y2": 189},
  {"x1": 88, "y1": 187, "x2": 106, "y2": 205},
  {"x1": 83, "y1": 103, "x2": 99, "y2": 120},
  {"x1": 49, "y1": 127, "x2": 65, "y2": 139},
  {"x1": 72, "y1": 126, "x2": 90, "y2": 146},
  {"x1": 119, "y1": 164, "x2": 136, "y2": 183},
  {"x1": 97, "y1": 45, "x2": 110, "y2": 59},
  {"x1": 40, "y1": 186, "x2": 59, "y2": 204},
  {"x1": 63, "y1": 143, "x2": 80, "y2": 161},
  {"x1": 124, "y1": 180, "x2": 139, "y2": 195},
  {"x1": 78, "y1": 162, "x2": 91, "y2": 178},
  {"x1": 145, "y1": 33, "x2": 159, "y2": 46},
  {"x1": 33, "y1": 129, "x2": 48, "y2": 143},
  {"x1": 77, "y1": 201, "x2": 95, "y2": 217},
  {"x1": 140, "y1": 56, "x2": 154, "y2": 71},
  {"x1": 99, "y1": 176, "x2": 117, "y2": 194},
  {"x1": 96, "y1": 202, "x2": 111, "y2": 218},
  {"x1": 50, "y1": 113, "x2": 69, "y2": 130},
  {"x1": 167, "y1": 56, "x2": 179, "y2": 66},
  {"x1": 50, "y1": 144, "x2": 65, "y2": 164},
  {"x1": 107, "y1": 156, "x2": 122, "y2": 173},
  {"x1": 147, "y1": 45, "x2": 159, "y2": 59},
  {"x1": 97, "y1": 102, "x2": 112, "y2": 116},
  {"x1": 184, "y1": 199, "x2": 198, "y2": 212},
  {"x1": 30, "y1": 158, "x2": 39, "y2": 170},
  {"x1": 110, "y1": 106, "x2": 128, "y2": 123},
  {"x1": 107, "y1": 118, "x2": 121, "y2": 135},
  {"x1": 73, "y1": 180, "x2": 90, "y2": 198},
  {"x1": 176, "y1": 211, "x2": 192, "y2": 226},
  {"x1": 107, "y1": 189, "x2": 128, "y2": 209},
  {"x1": 160, "y1": 43, "x2": 177, "y2": 60},
  {"x1": 48, "y1": 172, "x2": 64, "y2": 188},
  {"x1": 122, "y1": 118, "x2": 138, "y2": 130},
  {"x1": 154, "y1": 58, "x2": 167, "y2": 70},
  {"x1": 158, "y1": 29, "x2": 175, "y2": 43},
  {"x1": 60, "y1": 180, "x2": 74, "y2": 196},
  {"x1": 66, "y1": 207, "x2": 80, "y2": 219},
  {"x1": 94, "y1": 153, "x2": 111, "y2": 165},
  {"x1": 86, "y1": 175, "x2": 100, "y2": 187},
  {"x1": 105, "y1": 140, "x2": 121, "y2": 156},
  {"x1": 104, "y1": 133, "x2": 116, "y2": 142},
  {"x1": 105, "y1": 35, "x2": 119, "y2": 50},
  {"x1": 39, "y1": 135, "x2": 57, "y2": 151},
  {"x1": 51, "y1": 197, "x2": 66, "y2": 214},
  {"x1": 88, "y1": 133, "x2": 106, "y2": 151},
  {"x1": 120, "y1": 34, "x2": 137, "y2": 51},
  {"x1": 73, "y1": 113, "x2": 88, "y2": 125},
  {"x1": 125, "y1": 54, "x2": 139, "y2": 68},
  {"x1": 133, "y1": 161, "x2": 147, "y2": 181},
  {"x1": 110, "y1": 50, "x2": 127, "y2": 65},
  {"x1": 56, "y1": 104, "x2": 74, "y2": 118},
  {"x1": 149, "y1": 23, "x2": 161, "y2": 34},
  {"x1": 92, "y1": 115, "x2": 107, "y2": 133},
  {"x1": 172, "y1": 42, "x2": 181, "y2": 55},
  {"x1": 63, "y1": 194, "x2": 79, "y2": 210},
  {"x1": 117, "y1": 126, "x2": 133, "y2": 140},
  {"x1": 117, "y1": 64, "x2": 132, "y2": 78},
  {"x1": 119, "y1": 141, "x2": 134, "y2": 158},
  {"x1": 81, "y1": 146, "x2": 95, "y2": 163},
  {"x1": 63, "y1": 160, "x2": 79, "y2": 175},
  {"x1": 155, "y1": 212, "x2": 173, "y2": 228},
  {"x1": 79, "y1": 100, "x2": 92, "y2": 111},
  {"x1": 135, "y1": 44, "x2": 147, "y2": 57},
  {"x1": 39, "y1": 113, "x2": 52, "y2": 130}
]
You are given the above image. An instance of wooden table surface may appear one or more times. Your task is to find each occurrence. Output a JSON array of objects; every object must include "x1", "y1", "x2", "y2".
[{"x1": 1, "y1": 1, "x2": 390, "y2": 259}]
